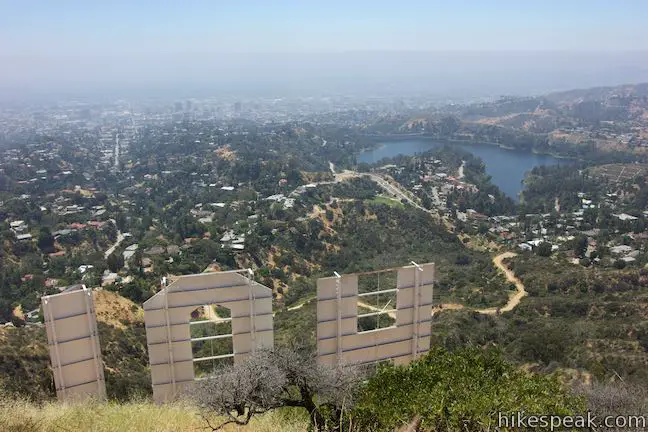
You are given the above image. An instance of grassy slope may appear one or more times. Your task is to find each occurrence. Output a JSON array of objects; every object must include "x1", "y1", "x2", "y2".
[{"x1": 0, "y1": 398, "x2": 308, "y2": 432}]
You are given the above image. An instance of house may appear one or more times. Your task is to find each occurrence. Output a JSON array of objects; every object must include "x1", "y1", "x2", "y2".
[
  {"x1": 10, "y1": 220, "x2": 27, "y2": 232},
  {"x1": 220, "y1": 231, "x2": 235, "y2": 242},
  {"x1": 144, "y1": 246, "x2": 165, "y2": 256},
  {"x1": 78, "y1": 265, "x2": 94, "y2": 274},
  {"x1": 59, "y1": 284, "x2": 86, "y2": 293},
  {"x1": 610, "y1": 245, "x2": 633, "y2": 255},
  {"x1": 102, "y1": 271, "x2": 119, "y2": 286},
  {"x1": 87, "y1": 220, "x2": 105, "y2": 228},
  {"x1": 614, "y1": 213, "x2": 638, "y2": 221},
  {"x1": 16, "y1": 233, "x2": 32, "y2": 241},
  {"x1": 53, "y1": 229, "x2": 75, "y2": 237},
  {"x1": 266, "y1": 194, "x2": 286, "y2": 202}
]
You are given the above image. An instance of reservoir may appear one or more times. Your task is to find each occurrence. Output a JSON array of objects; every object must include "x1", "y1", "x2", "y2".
[{"x1": 357, "y1": 139, "x2": 573, "y2": 201}]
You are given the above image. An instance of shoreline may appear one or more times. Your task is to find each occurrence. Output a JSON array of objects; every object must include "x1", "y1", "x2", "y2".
[{"x1": 360, "y1": 134, "x2": 580, "y2": 161}]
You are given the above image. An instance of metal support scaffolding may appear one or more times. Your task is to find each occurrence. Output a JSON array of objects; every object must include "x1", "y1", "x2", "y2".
[
  {"x1": 163, "y1": 287, "x2": 176, "y2": 395},
  {"x1": 411, "y1": 261, "x2": 422, "y2": 359},
  {"x1": 358, "y1": 309, "x2": 398, "y2": 319},
  {"x1": 193, "y1": 353, "x2": 235, "y2": 362},
  {"x1": 247, "y1": 269, "x2": 257, "y2": 354},
  {"x1": 42, "y1": 298, "x2": 65, "y2": 396},
  {"x1": 82, "y1": 286, "x2": 103, "y2": 393},
  {"x1": 190, "y1": 317, "x2": 232, "y2": 325},
  {"x1": 334, "y1": 271, "x2": 342, "y2": 362},
  {"x1": 357, "y1": 288, "x2": 398, "y2": 297}
]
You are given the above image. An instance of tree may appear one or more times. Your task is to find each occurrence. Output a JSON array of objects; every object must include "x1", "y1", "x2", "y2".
[
  {"x1": 535, "y1": 241, "x2": 553, "y2": 257},
  {"x1": 37, "y1": 227, "x2": 55, "y2": 253},
  {"x1": 115, "y1": 212, "x2": 127, "y2": 232},
  {"x1": 190, "y1": 347, "x2": 362, "y2": 431},
  {"x1": 614, "y1": 259, "x2": 627, "y2": 269},
  {"x1": 438, "y1": 116, "x2": 461, "y2": 137},
  {"x1": 106, "y1": 252, "x2": 124, "y2": 273},
  {"x1": 573, "y1": 235, "x2": 588, "y2": 258},
  {"x1": 325, "y1": 209, "x2": 334, "y2": 222}
]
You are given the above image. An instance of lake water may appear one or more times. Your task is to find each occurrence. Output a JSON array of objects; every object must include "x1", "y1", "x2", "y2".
[{"x1": 357, "y1": 139, "x2": 573, "y2": 201}]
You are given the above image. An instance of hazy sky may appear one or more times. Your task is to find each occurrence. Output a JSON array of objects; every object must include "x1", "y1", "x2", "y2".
[{"x1": 1, "y1": 0, "x2": 648, "y2": 97}]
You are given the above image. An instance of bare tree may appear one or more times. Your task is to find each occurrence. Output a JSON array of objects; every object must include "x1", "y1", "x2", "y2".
[
  {"x1": 188, "y1": 346, "x2": 364, "y2": 431},
  {"x1": 189, "y1": 350, "x2": 287, "y2": 430}
]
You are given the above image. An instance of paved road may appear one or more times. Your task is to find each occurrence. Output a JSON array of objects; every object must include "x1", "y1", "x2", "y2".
[
  {"x1": 104, "y1": 229, "x2": 125, "y2": 259},
  {"x1": 329, "y1": 161, "x2": 336, "y2": 174},
  {"x1": 457, "y1": 160, "x2": 465, "y2": 179},
  {"x1": 366, "y1": 173, "x2": 428, "y2": 212}
]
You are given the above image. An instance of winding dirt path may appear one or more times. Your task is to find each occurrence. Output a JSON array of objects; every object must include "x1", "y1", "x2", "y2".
[
  {"x1": 432, "y1": 252, "x2": 526, "y2": 316},
  {"x1": 475, "y1": 252, "x2": 526, "y2": 314}
]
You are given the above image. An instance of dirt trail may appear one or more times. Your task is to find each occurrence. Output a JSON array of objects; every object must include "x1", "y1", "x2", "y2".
[
  {"x1": 475, "y1": 252, "x2": 526, "y2": 314},
  {"x1": 357, "y1": 300, "x2": 397, "y2": 320},
  {"x1": 432, "y1": 252, "x2": 525, "y2": 316}
]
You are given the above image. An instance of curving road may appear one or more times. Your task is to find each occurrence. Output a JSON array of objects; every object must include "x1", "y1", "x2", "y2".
[{"x1": 104, "y1": 230, "x2": 125, "y2": 259}]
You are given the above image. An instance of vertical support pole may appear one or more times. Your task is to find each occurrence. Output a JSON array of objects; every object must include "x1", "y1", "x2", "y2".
[
  {"x1": 43, "y1": 298, "x2": 66, "y2": 398},
  {"x1": 247, "y1": 269, "x2": 257, "y2": 354},
  {"x1": 410, "y1": 262, "x2": 422, "y2": 360},
  {"x1": 334, "y1": 271, "x2": 342, "y2": 364},
  {"x1": 82, "y1": 286, "x2": 103, "y2": 395},
  {"x1": 163, "y1": 286, "x2": 176, "y2": 395}
]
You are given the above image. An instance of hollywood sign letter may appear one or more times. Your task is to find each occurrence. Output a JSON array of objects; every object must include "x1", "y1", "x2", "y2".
[
  {"x1": 316, "y1": 262, "x2": 434, "y2": 366},
  {"x1": 143, "y1": 270, "x2": 273, "y2": 403},
  {"x1": 42, "y1": 286, "x2": 106, "y2": 401}
]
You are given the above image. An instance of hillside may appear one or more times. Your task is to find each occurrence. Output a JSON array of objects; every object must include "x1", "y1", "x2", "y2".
[{"x1": 396, "y1": 82, "x2": 648, "y2": 158}]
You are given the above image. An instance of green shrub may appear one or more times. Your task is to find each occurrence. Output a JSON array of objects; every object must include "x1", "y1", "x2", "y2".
[{"x1": 352, "y1": 346, "x2": 583, "y2": 432}]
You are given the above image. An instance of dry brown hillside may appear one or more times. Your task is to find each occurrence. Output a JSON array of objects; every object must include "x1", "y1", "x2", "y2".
[{"x1": 94, "y1": 289, "x2": 144, "y2": 329}]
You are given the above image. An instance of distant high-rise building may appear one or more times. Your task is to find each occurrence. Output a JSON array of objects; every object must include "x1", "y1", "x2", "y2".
[
  {"x1": 234, "y1": 101, "x2": 242, "y2": 114},
  {"x1": 174, "y1": 102, "x2": 183, "y2": 112},
  {"x1": 185, "y1": 100, "x2": 192, "y2": 112}
]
